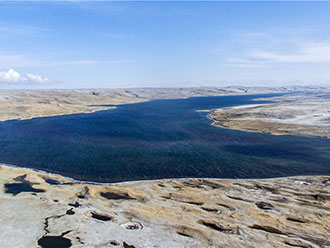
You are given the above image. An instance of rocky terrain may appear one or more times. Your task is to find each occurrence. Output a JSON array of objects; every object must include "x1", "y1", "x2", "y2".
[
  {"x1": 0, "y1": 86, "x2": 329, "y2": 248},
  {"x1": 0, "y1": 86, "x2": 307, "y2": 122},
  {"x1": 209, "y1": 89, "x2": 330, "y2": 138},
  {"x1": 0, "y1": 164, "x2": 329, "y2": 248}
]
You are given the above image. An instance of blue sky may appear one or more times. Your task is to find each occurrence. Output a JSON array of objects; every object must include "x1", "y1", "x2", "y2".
[{"x1": 1, "y1": 1, "x2": 330, "y2": 88}]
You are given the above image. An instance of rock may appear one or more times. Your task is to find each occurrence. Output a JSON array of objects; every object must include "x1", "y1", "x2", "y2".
[
  {"x1": 0, "y1": 164, "x2": 329, "y2": 248},
  {"x1": 255, "y1": 201, "x2": 274, "y2": 210},
  {"x1": 120, "y1": 222, "x2": 143, "y2": 230},
  {"x1": 322, "y1": 178, "x2": 330, "y2": 185}
]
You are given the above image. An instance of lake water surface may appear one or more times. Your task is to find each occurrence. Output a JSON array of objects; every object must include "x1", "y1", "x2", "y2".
[{"x1": 0, "y1": 93, "x2": 329, "y2": 182}]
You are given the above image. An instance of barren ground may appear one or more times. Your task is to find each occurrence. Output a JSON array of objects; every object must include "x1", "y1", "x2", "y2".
[
  {"x1": 1, "y1": 86, "x2": 329, "y2": 247},
  {"x1": 0, "y1": 86, "x2": 302, "y2": 121},
  {"x1": 209, "y1": 89, "x2": 330, "y2": 138},
  {"x1": 1, "y1": 165, "x2": 329, "y2": 248}
]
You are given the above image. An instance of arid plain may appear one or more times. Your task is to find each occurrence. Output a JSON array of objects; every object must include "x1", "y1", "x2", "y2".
[{"x1": 0, "y1": 86, "x2": 329, "y2": 248}]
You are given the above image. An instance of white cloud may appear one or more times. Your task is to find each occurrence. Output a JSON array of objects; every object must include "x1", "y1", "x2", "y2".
[
  {"x1": 0, "y1": 69, "x2": 49, "y2": 84},
  {"x1": 26, "y1": 73, "x2": 49, "y2": 83},
  {"x1": 0, "y1": 54, "x2": 134, "y2": 68},
  {"x1": 0, "y1": 69, "x2": 22, "y2": 83},
  {"x1": 227, "y1": 42, "x2": 330, "y2": 67},
  {"x1": 222, "y1": 30, "x2": 330, "y2": 67},
  {"x1": 47, "y1": 59, "x2": 134, "y2": 66},
  {"x1": 243, "y1": 42, "x2": 330, "y2": 64},
  {"x1": 0, "y1": 22, "x2": 49, "y2": 36}
]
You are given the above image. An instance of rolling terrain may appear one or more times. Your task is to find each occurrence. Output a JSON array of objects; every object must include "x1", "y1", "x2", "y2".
[
  {"x1": 0, "y1": 87, "x2": 329, "y2": 248},
  {"x1": 1, "y1": 164, "x2": 329, "y2": 248},
  {"x1": 209, "y1": 89, "x2": 330, "y2": 138}
]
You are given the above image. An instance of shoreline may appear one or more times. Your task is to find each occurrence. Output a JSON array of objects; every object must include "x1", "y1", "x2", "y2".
[
  {"x1": 207, "y1": 91, "x2": 330, "y2": 139},
  {"x1": 0, "y1": 91, "x2": 328, "y2": 185},
  {"x1": 208, "y1": 111, "x2": 330, "y2": 139},
  {"x1": 0, "y1": 91, "x2": 284, "y2": 123},
  {"x1": 1, "y1": 162, "x2": 329, "y2": 186},
  {"x1": 1, "y1": 162, "x2": 329, "y2": 247}
]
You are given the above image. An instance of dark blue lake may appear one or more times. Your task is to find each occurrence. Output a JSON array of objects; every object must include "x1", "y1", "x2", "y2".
[{"x1": 0, "y1": 93, "x2": 329, "y2": 182}]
